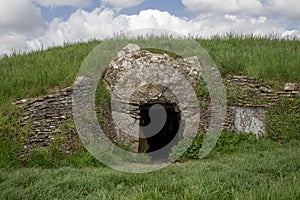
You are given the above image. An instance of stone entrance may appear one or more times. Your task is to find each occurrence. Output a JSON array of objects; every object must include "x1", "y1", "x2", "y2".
[
  {"x1": 138, "y1": 103, "x2": 181, "y2": 160},
  {"x1": 103, "y1": 43, "x2": 201, "y2": 153}
]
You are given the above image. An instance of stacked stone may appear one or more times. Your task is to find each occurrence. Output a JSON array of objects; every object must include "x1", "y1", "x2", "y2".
[
  {"x1": 104, "y1": 45, "x2": 201, "y2": 91},
  {"x1": 194, "y1": 75, "x2": 299, "y2": 135},
  {"x1": 222, "y1": 107, "x2": 235, "y2": 132},
  {"x1": 225, "y1": 75, "x2": 264, "y2": 106},
  {"x1": 225, "y1": 75, "x2": 299, "y2": 106},
  {"x1": 14, "y1": 87, "x2": 73, "y2": 151}
]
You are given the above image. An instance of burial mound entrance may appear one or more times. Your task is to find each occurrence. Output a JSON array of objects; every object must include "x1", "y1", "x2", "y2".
[{"x1": 138, "y1": 103, "x2": 181, "y2": 160}]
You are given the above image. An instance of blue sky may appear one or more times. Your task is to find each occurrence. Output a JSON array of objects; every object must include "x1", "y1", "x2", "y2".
[
  {"x1": 37, "y1": 0, "x2": 99, "y2": 22},
  {"x1": 0, "y1": 0, "x2": 300, "y2": 55},
  {"x1": 39, "y1": 0, "x2": 192, "y2": 22}
]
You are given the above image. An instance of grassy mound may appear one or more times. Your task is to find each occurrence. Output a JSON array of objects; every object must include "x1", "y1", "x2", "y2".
[
  {"x1": 0, "y1": 36, "x2": 299, "y2": 165},
  {"x1": 0, "y1": 36, "x2": 299, "y2": 199}
]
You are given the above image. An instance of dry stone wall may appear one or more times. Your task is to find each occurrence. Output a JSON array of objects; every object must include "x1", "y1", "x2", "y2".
[
  {"x1": 198, "y1": 75, "x2": 300, "y2": 136},
  {"x1": 14, "y1": 87, "x2": 74, "y2": 153},
  {"x1": 225, "y1": 75, "x2": 299, "y2": 106}
]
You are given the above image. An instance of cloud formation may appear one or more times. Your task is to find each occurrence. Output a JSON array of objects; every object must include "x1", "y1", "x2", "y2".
[
  {"x1": 182, "y1": 0, "x2": 300, "y2": 20},
  {"x1": 0, "y1": 0, "x2": 299, "y2": 55},
  {"x1": 26, "y1": 8, "x2": 296, "y2": 52},
  {"x1": 0, "y1": 33, "x2": 29, "y2": 55},
  {"x1": 34, "y1": 0, "x2": 92, "y2": 8},
  {"x1": 266, "y1": 0, "x2": 300, "y2": 20},
  {"x1": 0, "y1": 0, "x2": 47, "y2": 54},
  {"x1": 0, "y1": 0, "x2": 46, "y2": 34},
  {"x1": 182, "y1": 0, "x2": 264, "y2": 15}
]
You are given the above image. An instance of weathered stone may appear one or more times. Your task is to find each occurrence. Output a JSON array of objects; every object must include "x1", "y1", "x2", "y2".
[
  {"x1": 234, "y1": 106, "x2": 266, "y2": 137},
  {"x1": 277, "y1": 91, "x2": 293, "y2": 96},
  {"x1": 284, "y1": 83, "x2": 299, "y2": 91},
  {"x1": 117, "y1": 43, "x2": 140, "y2": 58},
  {"x1": 260, "y1": 86, "x2": 274, "y2": 93}
]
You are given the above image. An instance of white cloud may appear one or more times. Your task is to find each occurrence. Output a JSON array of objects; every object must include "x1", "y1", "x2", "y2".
[
  {"x1": 101, "y1": 0, "x2": 144, "y2": 11},
  {"x1": 0, "y1": 33, "x2": 29, "y2": 55},
  {"x1": 27, "y1": 8, "x2": 128, "y2": 49},
  {"x1": 26, "y1": 8, "x2": 298, "y2": 52},
  {"x1": 125, "y1": 10, "x2": 188, "y2": 32},
  {"x1": 27, "y1": 9, "x2": 190, "y2": 50},
  {"x1": 0, "y1": 2, "x2": 299, "y2": 56},
  {"x1": 0, "y1": 0, "x2": 47, "y2": 54},
  {"x1": 265, "y1": 0, "x2": 300, "y2": 20},
  {"x1": 182, "y1": 0, "x2": 264, "y2": 15},
  {"x1": 0, "y1": 0, "x2": 46, "y2": 34},
  {"x1": 182, "y1": 0, "x2": 300, "y2": 20},
  {"x1": 34, "y1": 0, "x2": 92, "y2": 8},
  {"x1": 281, "y1": 30, "x2": 300, "y2": 39}
]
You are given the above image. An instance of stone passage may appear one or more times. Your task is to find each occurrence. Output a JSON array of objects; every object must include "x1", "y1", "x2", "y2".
[{"x1": 103, "y1": 44, "x2": 201, "y2": 153}]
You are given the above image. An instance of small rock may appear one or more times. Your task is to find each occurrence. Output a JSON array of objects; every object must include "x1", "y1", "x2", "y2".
[
  {"x1": 284, "y1": 83, "x2": 299, "y2": 91},
  {"x1": 260, "y1": 86, "x2": 274, "y2": 93},
  {"x1": 117, "y1": 44, "x2": 140, "y2": 57},
  {"x1": 183, "y1": 56, "x2": 202, "y2": 69}
]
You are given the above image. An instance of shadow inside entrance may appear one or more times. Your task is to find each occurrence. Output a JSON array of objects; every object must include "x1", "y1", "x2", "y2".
[{"x1": 138, "y1": 103, "x2": 181, "y2": 161}]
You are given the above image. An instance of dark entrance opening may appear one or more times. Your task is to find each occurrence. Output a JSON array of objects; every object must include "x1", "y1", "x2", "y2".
[{"x1": 138, "y1": 103, "x2": 181, "y2": 161}]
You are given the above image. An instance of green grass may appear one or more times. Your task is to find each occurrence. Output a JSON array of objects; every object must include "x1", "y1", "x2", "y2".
[
  {"x1": 1, "y1": 36, "x2": 299, "y2": 106},
  {"x1": 0, "y1": 36, "x2": 299, "y2": 199},
  {"x1": 197, "y1": 36, "x2": 300, "y2": 88},
  {"x1": 0, "y1": 40, "x2": 100, "y2": 105},
  {"x1": 0, "y1": 140, "x2": 300, "y2": 199}
]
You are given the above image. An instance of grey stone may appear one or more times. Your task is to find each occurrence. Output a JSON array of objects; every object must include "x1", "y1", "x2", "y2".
[
  {"x1": 260, "y1": 86, "x2": 274, "y2": 93},
  {"x1": 117, "y1": 43, "x2": 140, "y2": 57},
  {"x1": 284, "y1": 83, "x2": 299, "y2": 91},
  {"x1": 234, "y1": 106, "x2": 266, "y2": 137}
]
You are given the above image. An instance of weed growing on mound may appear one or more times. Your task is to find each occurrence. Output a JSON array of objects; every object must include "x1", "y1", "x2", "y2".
[
  {"x1": 266, "y1": 97, "x2": 300, "y2": 142},
  {"x1": 169, "y1": 131, "x2": 257, "y2": 162}
]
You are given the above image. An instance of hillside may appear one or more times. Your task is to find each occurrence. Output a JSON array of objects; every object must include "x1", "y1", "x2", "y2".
[
  {"x1": 0, "y1": 37, "x2": 300, "y2": 199},
  {"x1": 1, "y1": 37, "x2": 300, "y2": 105},
  {"x1": 0, "y1": 36, "x2": 299, "y2": 149}
]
